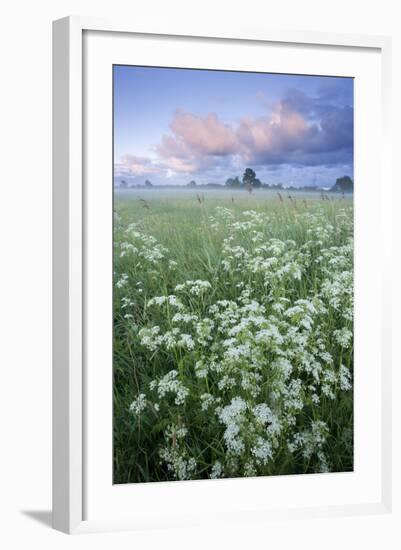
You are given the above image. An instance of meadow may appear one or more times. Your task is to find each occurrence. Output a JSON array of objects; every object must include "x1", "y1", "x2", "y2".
[{"x1": 113, "y1": 188, "x2": 353, "y2": 484}]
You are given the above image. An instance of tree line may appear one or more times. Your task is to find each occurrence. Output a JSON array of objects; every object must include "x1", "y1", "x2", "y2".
[
  {"x1": 118, "y1": 169, "x2": 353, "y2": 192},
  {"x1": 224, "y1": 169, "x2": 353, "y2": 193}
]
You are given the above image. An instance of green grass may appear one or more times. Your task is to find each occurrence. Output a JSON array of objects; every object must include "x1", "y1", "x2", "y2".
[{"x1": 113, "y1": 189, "x2": 353, "y2": 484}]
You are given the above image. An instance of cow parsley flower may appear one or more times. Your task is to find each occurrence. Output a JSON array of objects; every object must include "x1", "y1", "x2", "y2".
[
  {"x1": 177, "y1": 333, "x2": 195, "y2": 351},
  {"x1": 210, "y1": 461, "x2": 223, "y2": 479},
  {"x1": 155, "y1": 370, "x2": 189, "y2": 405},
  {"x1": 333, "y1": 327, "x2": 353, "y2": 348},
  {"x1": 251, "y1": 437, "x2": 273, "y2": 465},
  {"x1": 175, "y1": 279, "x2": 212, "y2": 296},
  {"x1": 252, "y1": 403, "x2": 273, "y2": 425},
  {"x1": 339, "y1": 364, "x2": 352, "y2": 391},
  {"x1": 129, "y1": 393, "x2": 147, "y2": 415}
]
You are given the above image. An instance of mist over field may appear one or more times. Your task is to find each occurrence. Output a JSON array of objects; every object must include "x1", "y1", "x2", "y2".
[{"x1": 114, "y1": 187, "x2": 352, "y2": 201}]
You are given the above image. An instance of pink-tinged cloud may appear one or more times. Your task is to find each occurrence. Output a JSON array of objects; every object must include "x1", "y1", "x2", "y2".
[
  {"x1": 237, "y1": 106, "x2": 312, "y2": 161},
  {"x1": 157, "y1": 110, "x2": 238, "y2": 160},
  {"x1": 154, "y1": 105, "x2": 317, "y2": 172},
  {"x1": 119, "y1": 154, "x2": 159, "y2": 176},
  {"x1": 162, "y1": 156, "x2": 199, "y2": 174}
]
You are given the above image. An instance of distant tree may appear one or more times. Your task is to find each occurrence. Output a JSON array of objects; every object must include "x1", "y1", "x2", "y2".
[
  {"x1": 242, "y1": 168, "x2": 257, "y2": 191},
  {"x1": 253, "y1": 178, "x2": 262, "y2": 189},
  {"x1": 144, "y1": 179, "x2": 153, "y2": 187},
  {"x1": 120, "y1": 179, "x2": 128, "y2": 189},
  {"x1": 188, "y1": 180, "x2": 197, "y2": 187},
  {"x1": 331, "y1": 176, "x2": 353, "y2": 193},
  {"x1": 225, "y1": 176, "x2": 241, "y2": 188}
]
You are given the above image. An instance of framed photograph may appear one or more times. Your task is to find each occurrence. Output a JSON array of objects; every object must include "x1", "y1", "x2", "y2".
[{"x1": 52, "y1": 17, "x2": 392, "y2": 534}]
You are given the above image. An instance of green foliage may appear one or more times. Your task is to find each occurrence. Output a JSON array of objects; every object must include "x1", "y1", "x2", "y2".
[
  {"x1": 242, "y1": 167, "x2": 257, "y2": 189},
  {"x1": 113, "y1": 190, "x2": 353, "y2": 483},
  {"x1": 225, "y1": 169, "x2": 262, "y2": 190},
  {"x1": 331, "y1": 176, "x2": 353, "y2": 193},
  {"x1": 225, "y1": 176, "x2": 242, "y2": 188}
]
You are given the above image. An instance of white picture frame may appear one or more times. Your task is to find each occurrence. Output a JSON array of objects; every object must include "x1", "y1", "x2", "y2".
[{"x1": 52, "y1": 16, "x2": 392, "y2": 534}]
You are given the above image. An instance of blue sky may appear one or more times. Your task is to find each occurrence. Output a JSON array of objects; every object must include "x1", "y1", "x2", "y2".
[{"x1": 114, "y1": 65, "x2": 353, "y2": 187}]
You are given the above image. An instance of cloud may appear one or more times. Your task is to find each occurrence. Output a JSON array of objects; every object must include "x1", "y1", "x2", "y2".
[
  {"x1": 154, "y1": 110, "x2": 238, "y2": 173},
  {"x1": 117, "y1": 154, "x2": 159, "y2": 176},
  {"x1": 237, "y1": 107, "x2": 313, "y2": 162},
  {"x1": 118, "y1": 85, "x2": 353, "y2": 179},
  {"x1": 236, "y1": 88, "x2": 353, "y2": 167},
  {"x1": 316, "y1": 78, "x2": 354, "y2": 106},
  {"x1": 281, "y1": 88, "x2": 315, "y2": 116},
  {"x1": 159, "y1": 156, "x2": 199, "y2": 174}
]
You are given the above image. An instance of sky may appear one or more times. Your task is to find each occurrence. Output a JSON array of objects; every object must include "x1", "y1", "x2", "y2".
[{"x1": 113, "y1": 65, "x2": 354, "y2": 188}]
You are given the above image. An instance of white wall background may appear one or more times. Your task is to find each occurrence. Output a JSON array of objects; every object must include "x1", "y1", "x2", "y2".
[{"x1": 0, "y1": 1, "x2": 399, "y2": 548}]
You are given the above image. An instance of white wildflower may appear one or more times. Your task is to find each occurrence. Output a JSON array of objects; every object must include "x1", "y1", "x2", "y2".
[
  {"x1": 251, "y1": 437, "x2": 273, "y2": 465},
  {"x1": 155, "y1": 370, "x2": 189, "y2": 406},
  {"x1": 129, "y1": 393, "x2": 147, "y2": 415},
  {"x1": 210, "y1": 461, "x2": 223, "y2": 479},
  {"x1": 339, "y1": 364, "x2": 352, "y2": 391}
]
